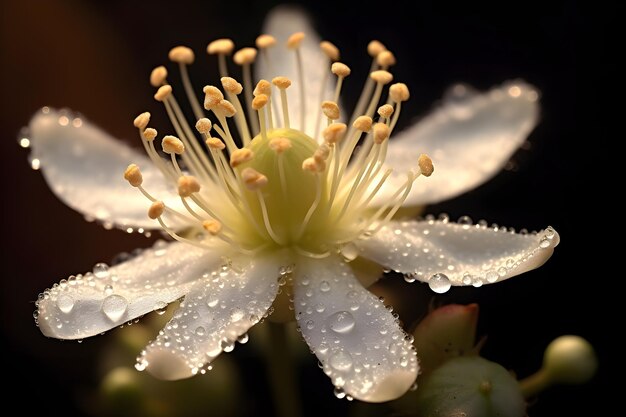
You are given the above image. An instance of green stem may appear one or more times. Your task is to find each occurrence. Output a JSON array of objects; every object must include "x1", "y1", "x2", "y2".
[
  {"x1": 519, "y1": 368, "x2": 551, "y2": 398},
  {"x1": 266, "y1": 322, "x2": 302, "y2": 417}
]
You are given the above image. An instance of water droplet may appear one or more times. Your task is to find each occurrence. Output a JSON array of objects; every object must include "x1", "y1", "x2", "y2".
[
  {"x1": 334, "y1": 386, "x2": 346, "y2": 399},
  {"x1": 458, "y1": 215, "x2": 473, "y2": 228},
  {"x1": 29, "y1": 155, "x2": 41, "y2": 170},
  {"x1": 221, "y1": 339, "x2": 235, "y2": 352},
  {"x1": 539, "y1": 236, "x2": 551, "y2": 249},
  {"x1": 154, "y1": 301, "x2": 168, "y2": 315},
  {"x1": 315, "y1": 303, "x2": 326, "y2": 313},
  {"x1": 237, "y1": 333, "x2": 249, "y2": 344},
  {"x1": 472, "y1": 278, "x2": 483, "y2": 288},
  {"x1": 306, "y1": 320, "x2": 315, "y2": 330},
  {"x1": 327, "y1": 311, "x2": 355, "y2": 334},
  {"x1": 438, "y1": 213, "x2": 450, "y2": 223},
  {"x1": 104, "y1": 285, "x2": 114, "y2": 296},
  {"x1": 428, "y1": 273, "x2": 451, "y2": 294},
  {"x1": 404, "y1": 273, "x2": 416, "y2": 283},
  {"x1": 409, "y1": 382, "x2": 418, "y2": 391},
  {"x1": 497, "y1": 267, "x2": 508, "y2": 277},
  {"x1": 195, "y1": 326, "x2": 206, "y2": 336},
  {"x1": 486, "y1": 270, "x2": 499, "y2": 283},
  {"x1": 207, "y1": 298, "x2": 219, "y2": 308},
  {"x1": 320, "y1": 280, "x2": 331, "y2": 292},
  {"x1": 93, "y1": 263, "x2": 110, "y2": 279},
  {"x1": 329, "y1": 351, "x2": 353, "y2": 371},
  {"x1": 56, "y1": 294, "x2": 75, "y2": 314},
  {"x1": 340, "y1": 242, "x2": 359, "y2": 262},
  {"x1": 102, "y1": 295, "x2": 128, "y2": 321},
  {"x1": 230, "y1": 308, "x2": 244, "y2": 322}
]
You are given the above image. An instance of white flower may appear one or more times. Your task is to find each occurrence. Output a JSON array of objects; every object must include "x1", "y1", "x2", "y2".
[{"x1": 26, "y1": 7, "x2": 558, "y2": 403}]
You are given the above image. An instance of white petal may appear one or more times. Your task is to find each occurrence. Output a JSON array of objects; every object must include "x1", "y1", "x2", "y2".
[
  {"x1": 258, "y1": 6, "x2": 336, "y2": 136},
  {"x1": 36, "y1": 240, "x2": 225, "y2": 340},
  {"x1": 294, "y1": 255, "x2": 418, "y2": 402},
  {"x1": 375, "y1": 81, "x2": 539, "y2": 206},
  {"x1": 139, "y1": 251, "x2": 287, "y2": 380},
  {"x1": 28, "y1": 108, "x2": 183, "y2": 230},
  {"x1": 356, "y1": 219, "x2": 559, "y2": 288}
]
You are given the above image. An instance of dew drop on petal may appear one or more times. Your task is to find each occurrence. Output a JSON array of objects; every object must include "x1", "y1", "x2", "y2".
[
  {"x1": 329, "y1": 351, "x2": 353, "y2": 371},
  {"x1": 93, "y1": 263, "x2": 110, "y2": 279},
  {"x1": 195, "y1": 326, "x2": 206, "y2": 336},
  {"x1": 486, "y1": 270, "x2": 499, "y2": 283},
  {"x1": 237, "y1": 333, "x2": 249, "y2": 344},
  {"x1": 320, "y1": 280, "x2": 331, "y2": 292},
  {"x1": 56, "y1": 294, "x2": 75, "y2": 314},
  {"x1": 154, "y1": 301, "x2": 167, "y2": 315},
  {"x1": 104, "y1": 285, "x2": 114, "y2": 296},
  {"x1": 428, "y1": 273, "x2": 451, "y2": 294},
  {"x1": 102, "y1": 295, "x2": 128, "y2": 321},
  {"x1": 334, "y1": 386, "x2": 346, "y2": 399},
  {"x1": 327, "y1": 311, "x2": 355, "y2": 334},
  {"x1": 230, "y1": 308, "x2": 244, "y2": 322}
]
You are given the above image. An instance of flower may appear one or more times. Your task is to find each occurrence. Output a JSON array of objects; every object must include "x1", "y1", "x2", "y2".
[{"x1": 26, "y1": 7, "x2": 559, "y2": 403}]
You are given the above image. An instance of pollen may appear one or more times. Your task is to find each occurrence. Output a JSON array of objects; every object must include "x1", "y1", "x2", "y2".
[
  {"x1": 233, "y1": 47, "x2": 257, "y2": 65},
  {"x1": 133, "y1": 112, "x2": 151, "y2": 129},
  {"x1": 148, "y1": 201, "x2": 165, "y2": 219},
  {"x1": 321, "y1": 101, "x2": 340, "y2": 120},
  {"x1": 287, "y1": 32, "x2": 305, "y2": 49},
  {"x1": 373, "y1": 122, "x2": 390, "y2": 144},
  {"x1": 230, "y1": 148, "x2": 254, "y2": 167},
  {"x1": 272, "y1": 76, "x2": 292, "y2": 89},
  {"x1": 195, "y1": 118, "x2": 212, "y2": 134},
  {"x1": 269, "y1": 137, "x2": 292, "y2": 154},
  {"x1": 331, "y1": 62, "x2": 351, "y2": 78},
  {"x1": 207, "y1": 38, "x2": 235, "y2": 55},
  {"x1": 376, "y1": 50, "x2": 396, "y2": 68},
  {"x1": 202, "y1": 220, "x2": 222, "y2": 235},
  {"x1": 418, "y1": 154, "x2": 434, "y2": 177},
  {"x1": 241, "y1": 168, "x2": 268, "y2": 190},
  {"x1": 123, "y1": 164, "x2": 143, "y2": 187},
  {"x1": 150, "y1": 66, "x2": 168, "y2": 87},
  {"x1": 168, "y1": 46, "x2": 195, "y2": 64},
  {"x1": 216, "y1": 100, "x2": 237, "y2": 118},
  {"x1": 143, "y1": 128, "x2": 158, "y2": 141},
  {"x1": 154, "y1": 85, "x2": 172, "y2": 102},
  {"x1": 162, "y1": 135, "x2": 185, "y2": 155},
  {"x1": 353, "y1": 115, "x2": 373, "y2": 132},
  {"x1": 255, "y1": 34, "x2": 277, "y2": 49},
  {"x1": 206, "y1": 137, "x2": 225, "y2": 150},
  {"x1": 390, "y1": 83, "x2": 410, "y2": 102},
  {"x1": 377, "y1": 104, "x2": 394, "y2": 119},
  {"x1": 254, "y1": 80, "x2": 272, "y2": 96},
  {"x1": 322, "y1": 123, "x2": 347, "y2": 144},
  {"x1": 252, "y1": 94, "x2": 269, "y2": 110},
  {"x1": 367, "y1": 40, "x2": 386, "y2": 57},
  {"x1": 221, "y1": 77, "x2": 243, "y2": 95},
  {"x1": 370, "y1": 70, "x2": 393, "y2": 85},
  {"x1": 320, "y1": 41, "x2": 340, "y2": 61},
  {"x1": 203, "y1": 86, "x2": 224, "y2": 110},
  {"x1": 177, "y1": 176, "x2": 201, "y2": 197}
]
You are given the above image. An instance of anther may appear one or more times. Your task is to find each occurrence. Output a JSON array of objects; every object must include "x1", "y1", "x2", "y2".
[
  {"x1": 376, "y1": 50, "x2": 396, "y2": 68},
  {"x1": 370, "y1": 70, "x2": 393, "y2": 85},
  {"x1": 302, "y1": 157, "x2": 325, "y2": 173},
  {"x1": 177, "y1": 175, "x2": 201, "y2": 197},
  {"x1": 323, "y1": 123, "x2": 347, "y2": 144},
  {"x1": 314, "y1": 144, "x2": 330, "y2": 162},
  {"x1": 418, "y1": 154, "x2": 434, "y2": 177},
  {"x1": 390, "y1": 83, "x2": 410, "y2": 102},
  {"x1": 320, "y1": 41, "x2": 340, "y2": 61},
  {"x1": 195, "y1": 118, "x2": 212, "y2": 134},
  {"x1": 233, "y1": 47, "x2": 257, "y2": 65},
  {"x1": 252, "y1": 94, "x2": 269, "y2": 110},
  {"x1": 373, "y1": 122, "x2": 390, "y2": 144},
  {"x1": 206, "y1": 137, "x2": 225, "y2": 150},
  {"x1": 241, "y1": 168, "x2": 268, "y2": 190},
  {"x1": 168, "y1": 46, "x2": 195, "y2": 64},
  {"x1": 150, "y1": 66, "x2": 168, "y2": 87},
  {"x1": 207, "y1": 39, "x2": 235, "y2": 55},
  {"x1": 321, "y1": 101, "x2": 340, "y2": 120},
  {"x1": 269, "y1": 137, "x2": 292, "y2": 154},
  {"x1": 162, "y1": 135, "x2": 185, "y2": 155},
  {"x1": 154, "y1": 85, "x2": 173, "y2": 102},
  {"x1": 124, "y1": 164, "x2": 143, "y2": 187},
  {"x1": 230, "y1": 148, "x2": 254, "y2": 167},
  {"x1": 143, "y1": 128, "x2": 157, "y2": 141},
  {"x1": 216, "y1": 99, "x2": 237, "y2": 118},
  {"x1": 133, "y1": 112, "x2": 151, "y2": 129},
  {"x1": 272, "y1": 76, "x2": 292, "y2": 89},
  {"x1": 148, "y1": 201, "x2": 165, "y2": 219},
  {"x1": 287, "y1": 32, "x2": 305, "y2": 49},
  {"x1": 331, "y1": 62, "x2": 351, "y2": 78},
  {"x1": 255, "y1": 34, "x2": 277, "y2": 49},
  {"x1": 352, "y1": 115, "x2": 373, "y2": 132},
  {"x1": 203, "y1": 86, "x2": 224, "y2": 110},
  {"x1": 367, "y1": 40, "x2": 387, "y2": 57},
  {"x1": 221, "y1": 77, "x2": 243, "y2": 95},
  {"x1": 378, "y1": 104, "x2": 394, "y2": 119},
  {"x1": 202, "y1": 220, "x2": 222, "y2": 235},
  {"x1": 254, "y1": 79, "x2": 272, "y2": 97}
]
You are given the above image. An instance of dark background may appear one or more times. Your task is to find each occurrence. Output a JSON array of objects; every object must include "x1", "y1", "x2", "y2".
[{"x1": 1, "y1": 1, "x2": 605, "y2": 416}]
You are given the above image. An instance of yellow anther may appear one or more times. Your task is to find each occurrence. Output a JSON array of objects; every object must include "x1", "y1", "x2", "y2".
[
  {"x1": 353, "y1": 115, "x2": 373, "y2": 132},
  {"x1": 206, "y1": 137, "x2": 225, "y2": 150},
  {"x1": 195, "y1": 118, "x2": 212, "y2": 134},
  {"x1": 367, "y1": 40, "x2": 387, "y2": 57},
  {"x1": 207, "y1": 38, "x2": 235, "y2": 55},
  {"x1": 389, "y1": 82, "x2": 410, "y2": 102},
  {"x1": 370, "y1": 70, "x2": 393, "y2": 85},
  {"x1": 221, "y1": 77, "x2": 243, "y2": 95},
  {"x1": 272, "y1": 76, "x2": 292, "y2": 89},
  {"x1": 203, "y1": 85, "x2": 224, "y2": 110},
  {"x1": 233, "y1": 47, "x2": 257, "y2": 65},
  {"x1": 376, "y1": 50, "x2": 396, "y2": 68},
  {"x1": 269, "y1": 137, "x2": 292, "y2": 154},
  {"x1": 168, "y1": 46, "x2": 195, "y2": 64},
  {"x1": 149, "y1": 66, "x2": 168, "y2": 87},
  {"x1": 123, "y1": 164, "x2": 143, "y2": 187},
  {"x1": 254, "y1": 79, "x2": 272, "y2": 97},
  {"x1": 418, "y1": 154, "x2": 434, "y2": 177},
  {"x1": 202, "y1": 219, "x2": 222, "y2": 235},
  {"x1": 314, "y1": 144, "x2": 330, "y2": 162},
  {"x1": 320, "y1": 41, "x2": 340, "y2": 61},
  {"x1": 302, "y1": 157, "x2": 325, "y2": 173},
  {"x1": 287, "y1": 32, "x2": 305, "y2": 49},
  {"x1": 241, "y1": 167, "x2": 268, "y2": 190},
  {"x1": 323, "y1": 123, "x2": 347, "y2": 144},
  {"x1": 154, "y1": 85, "x2": 172, "y2": 102},
  {"x1": 133, "y1": 112, "x2": 151, "y2": 129},
  {"x1": 321, "y1": 101, "x2": 340, "y2": 120},
  {"x1": 331, "y1": 62, "x2": 351, "y2": 78},
  {"x1": 256, "y1": 34, "x2": 277, "y2": 49},
  {"x1": 177, "y1": 175, "x2": 201, "y2": 197},
  {"x1": 377, "y1": 104, "x2": 394, "y2": 119},
  {"x1": 252, "y1": 94, "x2": 269, "y2": 110},
  {"x1": 373, "y1": 122, "x2": 390, "y2": 144},
  {"x1": 230, "y1": 148, "x2": 254, "y2": 167},
  {"x1": 148, "y1": 201, "x2": 165, "y2": 219},
  {"x1": 162, "y1": 135, "x2": 185, "y2": 155},
  {"x1": 143, "y1": 128, "x2": 158, "y2": 141},
  {"x1": 216, "y1": 99, "x2": 237, "y2": 118}
]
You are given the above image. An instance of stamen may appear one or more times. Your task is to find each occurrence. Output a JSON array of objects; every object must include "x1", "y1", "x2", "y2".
[
  {"x1": 143, "y1": 128, "x2": 157, "y2": 140},
  {"x1": 177, "y1": 175, "x2": 201, "y2": 197},
  {"x1": 133, "y1": 112, "x2": 151, "y2": 129},
  {"x1": 322, "y1": 123, "x2": 347, "y2": 145},
  {"x1": 168, "y1": 46, "x2": 194, "y2": 64},
  {"x1": 321, "y1": 100, "x2": 340, "y2": 123},
  {"x1": 320, "y1": 41, "x2": 340, "y2": 61},
  {"x1": 254, "y1": 80, "x2": 274, "y2": 129},
  {"x1": 331, "y1": 62, "x2": 351, "y2": 102},
  {"x1": 418, "y1": 154, "x2": 434, "y2": 177},
  {"x1": 313, "y1": 41, "x2": 341, "y2": 139},
  {"x1": 230, "y1": 148, "x2": 254, "y2": 168},
  {"x1": 202, "y1": 219, "x2": 222, "y2": 235},
  {"x1": 256, "y1": 34, "x2": 281, "y2": 121},
  {"x1": 195, "y1": 118, "x2": 212, "y2": 134},
  {"x1": 350, "y1": 40, "x2": 387, "y2": 123},
  {"x1": 123, "y1": 164, "x2": 143, "y2": 187},
  {"x1": 314, "y1": 143, "x2": 330, "y2": 162},
  {"x1": 256, "y1": 34, "x2": 277, "y2": 49},
  {"x1": 252, "y1": 94, "x2": 269, "y2": 140},
  {"x1": 367, "y1": 40, "x2": 387, "y2": 57},
  {"x1": 295, "y1": 171, "x2": 323, "y2": 240},
  {"x1": 376, "y1": 50, "x2": 396, "y2": 69},
  {"x1": 365, "y1": 70, "x2": 394, "y2": 117},
  {"x1": 207, "y1": 38, "x2": 235, "y2": 77},
  {"x1": 148, "y1": 201, "x2": 165, "y2": 219},
  {"x1": 269, "y1": 137, "x2": 292, "y2": 154},
  {"x1": 234, "y1": 47, "x2": 259, "y2": 135},
  {"x1": 168, "y1": 46, "x2": 204, "y2": 120},
  {"x1": 377, "y1": 104, "x2": 394, "y2": 121},
  {"x1": 150, "y1": 66, "x2": 168, "y2": 87},
  {"x1": 302, "y1": 157, "x2": 325, "y2": 173},
  {"x1": 287, "y1": 32, "x2": 306, "y2": 131},
  {"x1": 389, "y1": 82, "x2": 410, "y2": 131},
  {"x1": 162, "y1": 135, "x2": 185, "y2": 155},
  {"x1": 373, "y1": 122, "x2": 390, "y2": 144},
  {"x1": 154, "y1": 85, "x2": 172, "y2": 102},
  {"x1": 203, "y1": 85, "x2": 224, "y2": 110},
  {"x1": 221, "y1": 76, "x2": 251, "y2": 144},
  {"x1": 272, "y1": 76, "x2": 292, "y2": 128}
]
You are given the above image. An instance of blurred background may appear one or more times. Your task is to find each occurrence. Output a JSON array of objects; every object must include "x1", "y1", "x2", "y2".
[{"x1": 0, "y1": 1, "x2": 604, "y2": 416}]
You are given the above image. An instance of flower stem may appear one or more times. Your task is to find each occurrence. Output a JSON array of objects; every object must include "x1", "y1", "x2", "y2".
[
  {"x1": 519, "y1": 368, "x2": 551, "y2": 398},
  {"x1": 266, "y1": 321, "x2": 302, "y2": 417}
]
